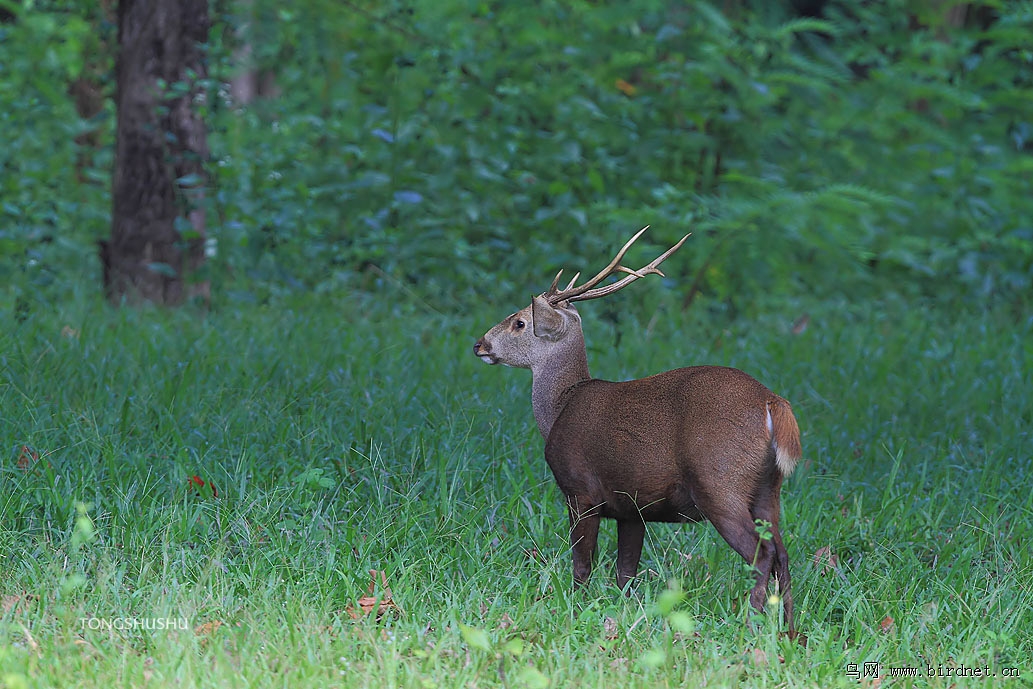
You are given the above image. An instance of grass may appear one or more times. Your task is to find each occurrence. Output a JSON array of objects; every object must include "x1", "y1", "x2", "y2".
[{"x1": 1, "y1": 288, "x2": 1031, "y2": 688}]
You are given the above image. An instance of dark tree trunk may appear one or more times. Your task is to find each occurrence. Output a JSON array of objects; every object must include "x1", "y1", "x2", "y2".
[{"x1": 100, "y1": 0, "x2": 210, "y2": 305}]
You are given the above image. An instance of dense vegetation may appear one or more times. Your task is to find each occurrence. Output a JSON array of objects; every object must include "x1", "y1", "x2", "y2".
[
  {"x1": 1, "y1": 1, "x2": 1031, "y2": 687},
  {"x1": 2, "y1": 0, "x2": 1030, "y2": 312}
]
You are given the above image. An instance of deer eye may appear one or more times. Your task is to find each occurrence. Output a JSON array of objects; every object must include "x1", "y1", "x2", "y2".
[{"x1": 514, "y1": 319, "x2": 525, "y2": 330}]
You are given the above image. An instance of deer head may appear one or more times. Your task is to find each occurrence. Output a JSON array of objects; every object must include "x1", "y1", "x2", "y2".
[
  {"x1": 473, "y1": 226, "x2": 689, "y2": 367},
  {"x1": 473, "y1": 227, "x2": 690, "y2": 438},
  {"x1": 472, "y1": 296, "x2": 582, "y2": 368}
]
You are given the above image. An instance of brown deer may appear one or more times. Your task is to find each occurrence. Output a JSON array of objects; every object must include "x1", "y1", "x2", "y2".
[{"x1": 473, "y1": 227, "x2": 801, "y2": 635}]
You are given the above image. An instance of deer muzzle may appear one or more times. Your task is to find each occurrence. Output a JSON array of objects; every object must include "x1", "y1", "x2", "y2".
[{"x1": 473, "y1": 339, "x2": 496, "y2": 364}]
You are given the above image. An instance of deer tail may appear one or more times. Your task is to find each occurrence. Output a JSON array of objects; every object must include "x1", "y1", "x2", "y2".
[{"x1": 766, "y1": 397, "x2": 802, "y2": 476}]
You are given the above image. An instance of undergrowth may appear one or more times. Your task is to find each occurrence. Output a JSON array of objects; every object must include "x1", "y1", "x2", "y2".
[{"x1": 1, "y1": 290, "x2": 1030, "y2": 687}]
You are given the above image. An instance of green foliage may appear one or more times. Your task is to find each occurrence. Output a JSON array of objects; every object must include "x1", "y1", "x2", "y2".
[
  {"x1": 0, "y1": 0, "x2": 1030, "y2": 314},
  {"x1": 0, "y1": 0, "x2": 112, "y2": 314},
  {"x1": 202, "y1": 0, "x2": 1032, "y2": 311}
]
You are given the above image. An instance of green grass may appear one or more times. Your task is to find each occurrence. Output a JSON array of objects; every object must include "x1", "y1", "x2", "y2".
[{"x1": 1, "y1": 290, "x2": 1031, "y2": 688}]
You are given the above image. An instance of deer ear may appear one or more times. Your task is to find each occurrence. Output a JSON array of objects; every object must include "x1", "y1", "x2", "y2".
[{"x1": 531, "y1": 296, "x2": 565, "y2": 340}]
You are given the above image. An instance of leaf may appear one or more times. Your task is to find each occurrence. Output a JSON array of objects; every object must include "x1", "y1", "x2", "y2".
[
  {"x1": 16, "y1": 446, "x2": 39, "y2": 471},
  {"x1": 515, "y1": 666, "x2": 549, "y2": 689},
  {"x1": 668, "y1": 611, "x2": 695, "y2": 635},
  {"x1": 176, "y1": 173, "x2": 204, "y2": 187},
  {"x1": 655, "y1": 582, "x2": 685, "y2": 615},
  {"x1": 393, "y1": 190, "x2": 423, "y2": 204},
  {"x1": 193, "y1": 620, "x2": 227, "y2": 649},
  {"x1": 345, "y1": 570, "x2": 400, "y2": 620},
  {"x1": 459, "y1": 623, "x2": 492, "y2": 652},
  {"x1": 500, "y1": 637, "x2": 524, "y2": 656},
  {"x1": 1, "y1": 594, "x2": 36, "y2": 615},
  {"x1": 194, "y1": 620, "x2": 224, "y2": 636},
  {"x1": 638, "y1": 648, "x2": 667, "y2": 669},
  {"x1": 812, "y1": 546, "x2": 839, "y2": 576},
  {"x1": 773, "y1": 18, "x2": 842, "y2": 40},
  {"x1": 146, "y1": 262, "x2": 178, "y2": 278},
  {"x1": 187, "y1": 475, "x2": 219, "y2": 498}
]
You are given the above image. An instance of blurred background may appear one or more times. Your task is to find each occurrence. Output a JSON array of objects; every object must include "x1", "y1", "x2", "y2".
[{"x1": 1, "y1": 0, "x2": 1030, "y2": 317}]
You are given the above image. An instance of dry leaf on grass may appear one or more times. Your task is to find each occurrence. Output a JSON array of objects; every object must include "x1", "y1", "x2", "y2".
[
  {"x1": 345, "y1": 570, "x2": 400, "y2": 620},
  {"x1": 3, "y1": 594, "x2": 23, "y2": 614},
  {"x1": 16, "y1": 445, "x2": 40, "y2": 471},
  {"x1": 747, "y1": 648, "x2": 786, "y2": 665},
  {"x1": 187, "y1": 474, "x2": 219, "y2": 498},
  {"x1": 812, "y1": 546, "x2": 840, "y2": 576},
  {"x1": 523, "y1": 548, "x2": 543, "y2": 563},
  {"x1": 2, "y1": 593, "x2": 37, "y2": 615},
  {"x1": 194, "y1": 620, "x2": 224, "y2": 636}
]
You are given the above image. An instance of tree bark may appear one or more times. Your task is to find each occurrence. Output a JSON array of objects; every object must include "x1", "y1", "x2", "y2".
[{"x1": 100, "y1": 0, "x2": 210, "y2": 305}]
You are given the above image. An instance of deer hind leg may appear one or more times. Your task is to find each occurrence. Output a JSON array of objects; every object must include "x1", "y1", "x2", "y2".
[
  {"x1": 767, "y1": 525, "x2": 794, "y2": 634},
  {"x1": 751, "y1": 485, "x2": 795, "y2": 634},
  {"x1": 700, "y1": 498, "x2": 776, "y2": 616},
  {"x1": 567, "y1": 499, "x2": 602, "y2": 586},
  {"x1": 616, "y1": 519, "x2": 646, "y2": 593}
]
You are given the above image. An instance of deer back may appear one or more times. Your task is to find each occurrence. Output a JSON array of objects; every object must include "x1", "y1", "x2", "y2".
[{"x1": 543, "y1": 365, "x2": 794, "y2": 522}]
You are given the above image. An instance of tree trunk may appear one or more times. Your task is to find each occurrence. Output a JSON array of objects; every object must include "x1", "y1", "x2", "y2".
[{"x1": 100, "y1": 0, "x2": 210, "y2": 305}]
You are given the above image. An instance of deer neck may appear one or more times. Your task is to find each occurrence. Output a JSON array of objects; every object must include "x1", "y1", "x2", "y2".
[{"x1": 530, "y1": 337, "x2": 590, "y2": 441}]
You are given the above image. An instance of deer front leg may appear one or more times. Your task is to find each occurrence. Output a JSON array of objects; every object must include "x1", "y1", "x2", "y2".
[
  {"x1": 567, "y1": 501, "x2": 601, "y2": 586},
  {"x1": 616, "y1": 519, "x2": 645, "y2": 593}
]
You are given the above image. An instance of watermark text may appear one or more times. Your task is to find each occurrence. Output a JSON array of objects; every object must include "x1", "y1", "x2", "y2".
[
  {"x1": 846, "y1": 662, "x2": 1021, "y2": 681},
  {"x1": 79, "y1": 616, "x2": 189, "y2": 632}
]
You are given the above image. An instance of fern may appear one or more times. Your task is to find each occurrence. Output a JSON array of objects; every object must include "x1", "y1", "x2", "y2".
[{"x1": 772, "y1": 17, "x2": 843, "y2": 40}]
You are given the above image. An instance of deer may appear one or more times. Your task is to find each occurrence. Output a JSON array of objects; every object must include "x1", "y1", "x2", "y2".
[{"x1": 473, "y1": 227, "x2": 802, "y2": 636}]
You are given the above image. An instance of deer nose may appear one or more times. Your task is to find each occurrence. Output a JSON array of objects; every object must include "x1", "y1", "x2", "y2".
[{"x1": 473, "y1": 339, "x2": 489, "y2": 356}]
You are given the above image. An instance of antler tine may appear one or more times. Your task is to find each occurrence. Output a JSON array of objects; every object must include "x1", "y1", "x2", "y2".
[
  {"x1": 545, "y1": 226, "x2": 651, "y2": 304},
  {"x1": 549, "y1": 269, "x2": 584, "y2": 294},
  {"x1": 554, "y1": 231, "x2": 691, "y2": 305},
  {"x1": 549, "y1": 270, "x2": 565, "y2": 293}
]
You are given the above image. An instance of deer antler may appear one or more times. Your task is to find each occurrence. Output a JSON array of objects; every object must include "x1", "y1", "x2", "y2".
[{"x1": 544, "y1": 226, "x2": 690, "y2": 305}]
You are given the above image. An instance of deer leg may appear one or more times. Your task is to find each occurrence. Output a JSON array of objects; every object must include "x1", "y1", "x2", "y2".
[
  {"x1": 568, "y1": 501, "x2": 601, "y2": 586},
  {"x1": 705, "y1": 506, "x2": 775, "y2": 616},
  {"x1": 751, "y1": 487, "x2": 795, "y2": 634},
  {"x1": 616, "y1": 519, "x2": 645, "y2": 593},
  {"x1": 768, "y1": 525, "x2": 794, "y2": 634}
]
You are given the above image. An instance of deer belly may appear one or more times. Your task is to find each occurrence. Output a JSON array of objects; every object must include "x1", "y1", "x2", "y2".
[
  {"x1": 599, "y1": 485, "x2": 703, "y2": 523},
  {"x1": 546, "y1": 451, "x2": 700, "y2": 522}
]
